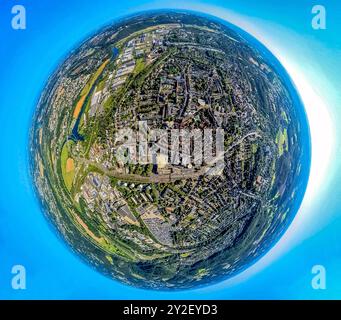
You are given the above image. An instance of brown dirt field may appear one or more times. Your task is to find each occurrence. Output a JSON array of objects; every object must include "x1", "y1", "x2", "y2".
[
  {"x1": 73, "y1": 95, "x2": 86, "y2": 119},
  {"x1": 73, "y1": 59, "x2": 110, "y2": 119},
  {"x1": 66, "y1": 158, "x2": 74, "y2": 173}
]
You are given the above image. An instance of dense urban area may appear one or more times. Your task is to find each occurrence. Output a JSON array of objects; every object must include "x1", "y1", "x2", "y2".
[{"x1": 30, "y1": 12, "x2": 305, "y2": 289}]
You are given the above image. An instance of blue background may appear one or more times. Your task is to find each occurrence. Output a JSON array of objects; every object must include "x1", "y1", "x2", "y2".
[{"x1": 0, "y1": 0, "x2": 340, "y2": 299}]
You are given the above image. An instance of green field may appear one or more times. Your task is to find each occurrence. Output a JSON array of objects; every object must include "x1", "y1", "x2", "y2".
[{"x1": 276, "y1": 128, "x2": 288, "y2": 156}]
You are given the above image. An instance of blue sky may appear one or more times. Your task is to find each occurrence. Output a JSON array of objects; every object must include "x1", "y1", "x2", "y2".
[{"x1": 0, "y1": 0, "x2": 340, "y2": 299}]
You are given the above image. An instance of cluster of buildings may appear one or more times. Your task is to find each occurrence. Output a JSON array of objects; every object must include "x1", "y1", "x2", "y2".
[
  {"x1": 80, "y1": 172, "x2": 139, "y2": 227},
  {"x1": 68, "y1": 24, "x2": 279, "y2": 254},
  {"x1": 79, "y1": 171, "x2": 174, "y2": 248}
]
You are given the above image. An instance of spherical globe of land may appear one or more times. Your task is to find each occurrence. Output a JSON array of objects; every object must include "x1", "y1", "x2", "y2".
[{"x1": 30, "y1": 11, "x2": 310, "y2": 289}]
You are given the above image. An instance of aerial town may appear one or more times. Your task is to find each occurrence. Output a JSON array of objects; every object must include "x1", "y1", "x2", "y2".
[{"x1": 30, "y1": 12, "x2": 304, "y2": 289}]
